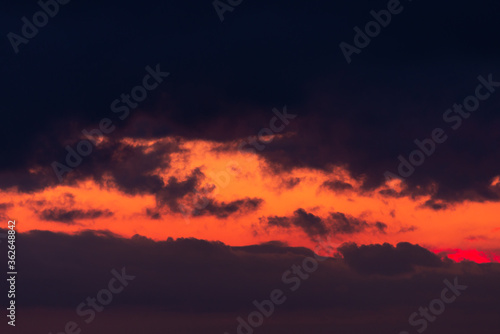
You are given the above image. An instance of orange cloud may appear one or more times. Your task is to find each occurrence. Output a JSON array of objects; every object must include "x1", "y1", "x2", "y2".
[{"x1": 2, "y1": 137, "x2": 500, "y2": 263}]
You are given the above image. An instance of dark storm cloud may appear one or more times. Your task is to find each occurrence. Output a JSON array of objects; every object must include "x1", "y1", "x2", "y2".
[
  {"x1": 95, "y1": 141, "x2": 176, "y2": 195},
  {"x1": 1, "y1": 229, "x2": 499, "y2": 334},
  {"x1": 1, "y1": 0, "x2": 500, "y2": 207},
  {"x1": 262, "y1": 209, "x2": 386, "y2": 239},
  {"x1": 1, "y1": 1, "x2": 499, "y2": 333},
  {"x1": 0, "y1": 135, "x2": 180, "y2": 194},
  {"x1": 39, "y1": 208, "x2": 114, "y2": 224}
]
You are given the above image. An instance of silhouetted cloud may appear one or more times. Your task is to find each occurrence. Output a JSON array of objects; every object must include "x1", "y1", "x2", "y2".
[
  {"x1": 155, "y1": 168, "x2": 204, "y2": 212},
  {"x1": 263, "y1": 209, "x2": 388, "y2": 239},
  {"x1": 192, "y1": 197, "x2": 264, "y2": 218},
  {"x1": 39, "y1": 208, "x2": 114, "y2": 224},
  {"x1": 322, "y1": 180, "x2": 353, "y2": 192},
  {"x1": 1, "y1": 0, "x2": 500, "y2": 208},
  {"x1": 1, "y1": 229, "x2": 498, "y2": 334},
  {"x1": 329, "y1": 212, "x2": 369, "y2": 234},
  {"x1": 292, "y1": 209, "x2": 329, "y2": 237},
  {"x1": 339, "y1": 242, "x2": 444, "y2": 275}
]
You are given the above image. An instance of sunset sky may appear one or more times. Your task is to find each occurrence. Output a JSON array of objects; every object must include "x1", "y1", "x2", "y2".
[
  {"x1": 1, "y1": 0, "x2": 500, "y2": 333},
  {"x1": 4, "y1": 135, "x2": 500, "y2": 262}
]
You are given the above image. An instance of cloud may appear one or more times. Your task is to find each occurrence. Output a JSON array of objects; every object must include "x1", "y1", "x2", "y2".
[
  {"x1": 0, "y1": 1, "x2": 498, "y2": 332},
  {"x1": 374, "y1": 221, "x2": 388, "y2": 233},
  {"x1": 264, "y1": 209, "x2": 330, "y2": 238},
  {"x1": 1, "y1": 229, "x2": 498, "y2": 334},
  {"x1": 151, "y1": 168, "x2": 264, "y2": 218},
  {"x1": 399, "y1": 225, "x2": 418, "y2": 233},
  {"x1": 155, "y1": 168, "x2": 205, "y2": 212},
  {"x1": 0, "y1": 202, "x2": 13, "y2": 210},
  {"x1": 321, "y1": 180, "x2": 353, "y2": 192},
  {"x1": 291, "y1": 209, "x2": 329, "y2": 237},
  {"x1": 1, "y1": 0, "x2": 500, "y2": 210},
  {"x1": 0, "y1": 202, "x2": 13, "y2": 220},
  {"x1": 421, "y1": 199, "x2": 449, "y2": 211},
  {"x1": 282, "y1": 177, "x2": 302, "y2": 189},
  {"x1": 39, "y1": 208, "x2": 114, "y2": 224},
  {"x1": 266, "y1": 216, "x2": 292, "y2": 228},
  {"x1": 329, "y1": 212, "x2": 370, "y2": 234},
  {"x1": 192, "y1": 197, "x2": 264, "y2": 218},
  {"x1": 338, "y1": 242, "x2": 445, "y2": 275},
  {"x1": 145, "y1": 207, "x2": 161, "y2": 220},
  {"x1": 0, "y1": 137, "x2": 180, "y2": 194},
  {"x1": 262, "y1": 209, "x2": 387, "y2": 239}
]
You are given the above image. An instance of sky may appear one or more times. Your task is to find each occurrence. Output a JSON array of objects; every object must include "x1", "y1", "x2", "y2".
[{"x1": 1, "y1": 0, "x2": 500, "y2": 333}]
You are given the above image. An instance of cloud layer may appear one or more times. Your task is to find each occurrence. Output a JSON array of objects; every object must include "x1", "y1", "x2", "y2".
[{"x1": 2, "y1": 229, "x2": 498, "y2": 333}]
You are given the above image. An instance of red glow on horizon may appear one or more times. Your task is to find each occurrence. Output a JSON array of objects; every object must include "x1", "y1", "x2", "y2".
[{"x1": 432, "y1": 248, "x2": 500, "y2": 263}]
